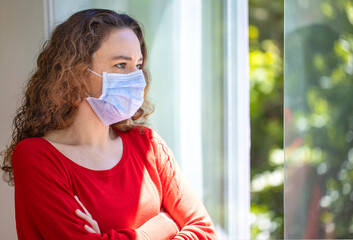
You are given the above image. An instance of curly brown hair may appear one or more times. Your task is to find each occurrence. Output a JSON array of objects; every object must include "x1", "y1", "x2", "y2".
[{"x1": 1, "y1": 9, "x2": 155, "y2": 186}]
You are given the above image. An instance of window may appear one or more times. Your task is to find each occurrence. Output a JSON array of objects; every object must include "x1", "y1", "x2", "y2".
[{"x1": 285, "y1": 0, "x2": 353, "y2": 238}]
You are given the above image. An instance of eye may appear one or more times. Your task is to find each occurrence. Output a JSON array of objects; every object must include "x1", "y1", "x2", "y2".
[
  {"x1": 136, "y1": 64, "x2": 143, "y2": 70},
  {"x1": 115, "y1": 63, "x2": 126, "y2": 69}
]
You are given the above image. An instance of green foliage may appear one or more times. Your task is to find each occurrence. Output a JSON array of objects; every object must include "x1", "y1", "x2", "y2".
[
  {"x1": 249, "y1": 0, "x2": 284, "y2": 239},
  {"x1": 285, "y1": 0, "x2": 353, "y2": 238}
]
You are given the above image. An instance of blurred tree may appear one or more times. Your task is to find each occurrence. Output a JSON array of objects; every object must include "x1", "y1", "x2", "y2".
[
  {"x1": 249, "y1": 0, "x2": 284, "y2": 239},
  {"x1": 285, "y1": 0, "x2": 353, "y2": 238}
]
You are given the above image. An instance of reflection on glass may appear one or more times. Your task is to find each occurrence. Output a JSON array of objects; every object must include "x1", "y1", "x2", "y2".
[{"x1": 285, "y1": 0, "x2": 353, "y2": 238}]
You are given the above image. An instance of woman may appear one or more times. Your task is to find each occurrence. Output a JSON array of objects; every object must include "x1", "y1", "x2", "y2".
[{"x1": 1, "y1": 9, "x2": 216, "y2": 239}]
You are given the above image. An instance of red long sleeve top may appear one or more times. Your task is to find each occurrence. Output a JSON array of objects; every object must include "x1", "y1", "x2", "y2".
[{"x1": 12, "y1": 126, "x2": 216, "y2": 239}]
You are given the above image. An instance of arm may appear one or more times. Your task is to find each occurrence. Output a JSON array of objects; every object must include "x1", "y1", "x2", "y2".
[
  {"x1": 12, "y1": 139, "x2": 177, "y2": 240},
  {"x1": 150, "y1": 132, "x2": 217, "y2": 240},
  {"x1": 75, "y1": 195, "x2": 178, "y2": 239}
]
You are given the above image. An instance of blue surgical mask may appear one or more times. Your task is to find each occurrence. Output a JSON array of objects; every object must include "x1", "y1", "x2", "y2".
[{"x1": 86, "y1": 69, "x2": 146, "y2": 125}]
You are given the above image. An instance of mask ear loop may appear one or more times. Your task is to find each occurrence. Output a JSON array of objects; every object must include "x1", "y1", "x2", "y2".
[
  {"x1": 86, "y1": 69, "x2": 103, "y2": 98},
  {"x1": 88, "y1": 68, "x2": 103, "y2": 78}
]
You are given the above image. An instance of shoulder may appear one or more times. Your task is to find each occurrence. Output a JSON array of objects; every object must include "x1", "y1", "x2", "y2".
[
  {"x1": 13, "y1": 137, "x2": 49, "y2": 157},
  {"x1": 12, "y1": 137, "x2": 60, "y2": 170},
  {"x1": 12, "y1": 137, "x2": 70, "y2": 184},
  {"x1": 135, "y1": 126, "x2": 174, "y2": 162},
  {"x1": 12, "y1": 138, "x2": 71, "y2": 194},
  {"x1": 118, "y1": 125, "x2": 174, "y2": 162}
]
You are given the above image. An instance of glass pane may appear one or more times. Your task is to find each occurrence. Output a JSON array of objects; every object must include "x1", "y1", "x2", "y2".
[
  {"x1": 285, "y1": 0, "x2": 353, "y2": 238},
  {"x1": 201, "y1": 0, "x2": 227, "y2": 235}
]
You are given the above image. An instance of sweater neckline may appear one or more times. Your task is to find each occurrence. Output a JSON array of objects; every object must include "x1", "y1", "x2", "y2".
[{"x1": 39, "y1": 127, "x2": 129, "y2": 176}]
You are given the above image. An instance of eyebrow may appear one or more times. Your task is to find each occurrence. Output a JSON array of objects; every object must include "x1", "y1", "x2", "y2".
[{"x1": 111, "y1": 55, "x2": 143, "y2": 62}]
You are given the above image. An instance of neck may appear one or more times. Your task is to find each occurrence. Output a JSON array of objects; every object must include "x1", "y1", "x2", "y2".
[{"x1": 44, "y1": 100, "x2": 118, "y2": 148}]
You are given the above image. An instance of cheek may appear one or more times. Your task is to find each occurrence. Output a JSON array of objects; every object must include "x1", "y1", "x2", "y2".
[{"x1": 88, "y1": 76, "x2": 103, "y2": 98}]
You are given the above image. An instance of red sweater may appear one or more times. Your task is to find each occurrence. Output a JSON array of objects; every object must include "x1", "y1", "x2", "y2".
[{"x1": 12, "y1": 126, "x2": 216, "y2": 239}]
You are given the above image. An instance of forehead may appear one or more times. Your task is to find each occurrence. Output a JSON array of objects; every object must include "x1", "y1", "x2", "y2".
[{"x1": 94, "y1": 28, "x2": 142, "y2": 59}]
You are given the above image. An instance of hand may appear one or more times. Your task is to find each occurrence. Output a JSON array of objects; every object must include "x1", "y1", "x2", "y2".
[
  {"x1": 137, "y1": 210, "x2": 180, "y2": 239},
  {"x1": 160, "y1": 207, "x2": 180, "y2": 232},
  {"x1": 74, "y1": 195, "x2": 101, "y2": 235}
]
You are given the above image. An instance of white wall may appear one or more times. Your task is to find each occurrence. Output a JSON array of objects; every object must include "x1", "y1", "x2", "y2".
[{"x1": 0, "y1": 0, "x2": 44, "y2": 239}]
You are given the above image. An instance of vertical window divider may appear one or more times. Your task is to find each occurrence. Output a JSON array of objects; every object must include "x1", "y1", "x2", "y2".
[
  {"x1": 43, "y1": 0, "x2": 54, "y2": 40},
  {"x1": 179, "y1": 0, "x2": 203, "y2": 199},
  {"x1": 224, "y1": 0, "x2": 250, "y2": 238}
]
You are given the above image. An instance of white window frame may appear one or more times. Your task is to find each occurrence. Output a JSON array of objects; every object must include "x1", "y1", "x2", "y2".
[
  {"x1": 43, "y1": 0, "x2": 54, "y2": 40},
  {"x1": 224, "y1": 0, "x2": 250, "y2": 239},
  {"x1": 179, "y1": 0, "x2": 203, "y2": 199}
]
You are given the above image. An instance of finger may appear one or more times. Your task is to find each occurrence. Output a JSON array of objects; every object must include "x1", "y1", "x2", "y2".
[
  {"x1": 75, "y1": 210, "x2": 101, "y2": 234},
  {"x1": 91, "y1": 220, "x2": 101, "y2": 234},
  {"x1": 74, "y1": 195, "x2": 92, "y2": 218},
  {"x1": 74, "y1": 195, "x2": 91, "y2": 217},
  {"x1": 84, "y1": 224, "x2": 96, "y2": 233},
  {"x1": 75, "y1": 209, "x2": 92, "y2": 223}
]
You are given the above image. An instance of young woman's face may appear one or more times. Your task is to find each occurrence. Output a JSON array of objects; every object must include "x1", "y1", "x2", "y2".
[{"x1": 88, "y1": 28, "x2": 143, "y2": 98}]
